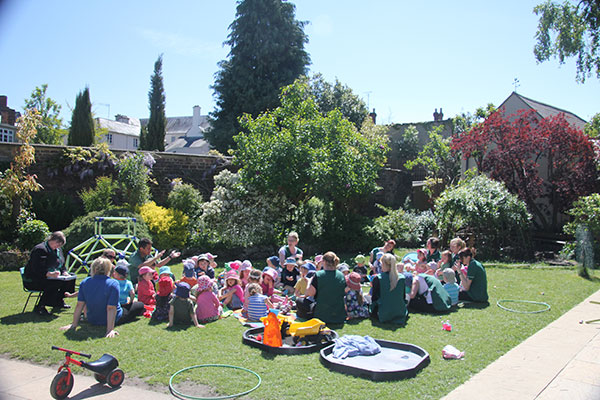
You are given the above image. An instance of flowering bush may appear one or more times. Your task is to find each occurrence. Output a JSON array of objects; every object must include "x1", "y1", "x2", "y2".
[
  {"x1": 194, "y1": 170, "x2": 290, "y2": 248},
  {"x1": 167, "y1": 181, "x2": 204, "y2": 220},
  {"x1": 435, "y1": 175, "x2": 532, "y2": 259},
  {"x1": 139, "y1": 201, "x2": 189, "y2": 250},
  {"x1": 367, "y1": 207, "x2": 436, "y2": 247}
]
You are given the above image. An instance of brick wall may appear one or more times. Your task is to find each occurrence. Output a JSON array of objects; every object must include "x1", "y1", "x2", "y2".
[{"x1": 0, "y1": 143, "x2": 233, "y2": 205}]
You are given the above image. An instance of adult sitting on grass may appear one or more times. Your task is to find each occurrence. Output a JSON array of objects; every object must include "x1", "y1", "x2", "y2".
[
  {"x1": 305, "y1": 251, "x2": 346, "y2": 325},
  {"x1": 23, "y1": 231, "x2": 76, "y2": 316},
  {"x1": 408, "y1": 267, "x2": 452, "y2": 313},
  {"x1": 60, "y1": 257, "x2": 138, "y2": 338},
  {"x1": 128, "y1": 238, "x2": 180, "y2": 285},
  {"x1": 456, "y1": 248, "x2": 488, "y2": 303},
  {"x1": 370, "y1": 254, "x2": 407, "y2": 324}
]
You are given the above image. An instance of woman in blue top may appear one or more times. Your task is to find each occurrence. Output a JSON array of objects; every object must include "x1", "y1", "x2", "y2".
[{"x1": 60, "y1": 257, "x2": 122, "y2": 338}]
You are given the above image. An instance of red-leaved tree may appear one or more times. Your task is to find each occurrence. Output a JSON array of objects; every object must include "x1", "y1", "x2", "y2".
[{"x1": 452, "y1": 108, "x2": 599, "y2": 230}]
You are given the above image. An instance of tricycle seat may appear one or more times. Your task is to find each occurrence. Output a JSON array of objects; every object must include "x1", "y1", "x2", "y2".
[{"x1": 81, "y1": 353, "x2": 118, "y2": 374}]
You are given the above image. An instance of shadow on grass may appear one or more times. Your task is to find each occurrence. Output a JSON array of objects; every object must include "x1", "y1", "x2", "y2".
[
  {"x1": 370, "y1": 316, "x2": 407, "y2": 331},
  {"x1": 1, "y1": 312, "x2": 59, "y2": 325},
  {"x1": 458, "y1": 301, "x2": 490, "y2": 310},
  {"x1": 407, "y1": 306, "x2": 461, "y2": 315},
  {"x1": 63, "y1": 325, "x2": 108, "y2": 340}
]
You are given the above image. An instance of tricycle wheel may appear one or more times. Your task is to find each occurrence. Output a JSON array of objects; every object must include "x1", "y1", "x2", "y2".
[
  {"x1": 94, "y1": 373, "x2": 106, "y2": 383},
  {"x1": 50, "y1": 370, "x2": 73, "y2": 400},
  {"x1": 107, "y1": 368, "x2": 124, "y2": 388}
]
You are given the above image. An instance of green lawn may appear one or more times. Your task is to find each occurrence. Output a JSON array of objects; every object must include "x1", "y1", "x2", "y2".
[{"x1": 1, "y1": 264, "x2": 598, "y2": 400}]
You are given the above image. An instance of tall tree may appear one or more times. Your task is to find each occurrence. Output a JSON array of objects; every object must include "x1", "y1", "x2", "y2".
[
  {"x1": 68, "y1": 87, "x2": 95, "y2": 146},
  {"x1": 534, "y1": 0, "x2": 600, "y2": 82},
  {"x1": 23, "y1": 84, "x2": 65, "y2": 145},
  {"x1": 144, "y1": 54, "x2": 167, "y2": 151},
  {"x1": 206, "y1": 0, "x2": 310, "y2": 152}
]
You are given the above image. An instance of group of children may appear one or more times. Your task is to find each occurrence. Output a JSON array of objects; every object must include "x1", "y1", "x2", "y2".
[{"x1": 106, "y1": 231, "x2": 479, "y2": 328}]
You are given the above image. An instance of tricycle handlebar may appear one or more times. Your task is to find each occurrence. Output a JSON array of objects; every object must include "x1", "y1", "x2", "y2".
[{"x1": 51, "y1": 346, "x2": 91, "y2": 358}]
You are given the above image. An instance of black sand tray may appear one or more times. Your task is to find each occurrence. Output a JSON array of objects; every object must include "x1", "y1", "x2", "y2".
[
  {"x1": 319, "y1": 339, "x2": 430, "y2": 381},
  {"x1": 242, "y1": 327, "x2": 339, "y2": 355}
]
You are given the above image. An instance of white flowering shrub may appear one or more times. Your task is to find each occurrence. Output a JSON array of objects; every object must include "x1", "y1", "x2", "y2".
[{"x1": 193, "y1": 170, "x2": 291, "y2": 248}]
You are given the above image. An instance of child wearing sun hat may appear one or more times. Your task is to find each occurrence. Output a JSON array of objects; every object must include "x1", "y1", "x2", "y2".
[
  {"x1": 195, "y1": 275, "x2": 222, "y2": 323},
  {"x1": 168, "y1": 283, "x2": 204, "y2": 328},
  {"x1": 152, "y1": 266, "x2": 175, "y2": 322},
  {"x1": 353, "y1": 254, "x2": 369, "y2": 283},
  {"x1": 178, "y1": 260, "x2": 198, "y2": 288},
  {"x1": 344, "y1": 272, "x2": 369, "y2": 319},
  {"x1": 218, "y1": 270, "x2": 244, "y2": 310}
]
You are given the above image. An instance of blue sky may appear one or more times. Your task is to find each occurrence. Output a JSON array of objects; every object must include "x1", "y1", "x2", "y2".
[{"x1": 1, "y1": 0, "x2": 598, "y2": 126}]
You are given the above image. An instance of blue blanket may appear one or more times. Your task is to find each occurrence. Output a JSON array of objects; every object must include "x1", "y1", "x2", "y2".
[{"x1": 332, "y1": 335, "x2": 381, "y2": 359}]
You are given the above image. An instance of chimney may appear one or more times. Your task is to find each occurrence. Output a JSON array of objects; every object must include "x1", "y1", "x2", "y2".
[
  {"x1": 439, "y1": 108, "x2": 443, "y2": 120},
  {"x1": 115, "y1": 114, "x2": 130, "y2": 124},
  {"x1": 0, "y1": 96, "x2": 7, "y2": 108},
  {"x1": 369, "y1": 108, "x2": 377, "y2": 124},
  {"x1": 433, "y1": 108, "x2": 444, "y2": 122},
  {"x1": 193, "y1": 105, "x2": 201, "y2": 127}
]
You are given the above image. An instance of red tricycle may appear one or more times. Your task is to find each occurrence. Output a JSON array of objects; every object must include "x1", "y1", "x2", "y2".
[{"x1": 50, "y1": 345, "x2": 124, "y2": 399}]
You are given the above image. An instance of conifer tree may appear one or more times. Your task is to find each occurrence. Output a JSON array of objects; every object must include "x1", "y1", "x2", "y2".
[
  {"x1": 68, "y1": 87, "x2": 95, "y2": 146},
  {"x1": 144, "y1": 54, "x2": 167, "y2": 151},
  {"x1": 206, "y1": 0, "x2": 310, "y2": 152}
]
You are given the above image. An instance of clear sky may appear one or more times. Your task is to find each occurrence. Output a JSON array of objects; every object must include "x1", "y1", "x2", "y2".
[{"x1": 1, "y1": 0, "x2": 598, "y2": 126}]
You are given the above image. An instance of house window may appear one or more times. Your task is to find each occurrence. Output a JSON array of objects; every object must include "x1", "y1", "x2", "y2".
[
  {"x1": 107, "y1": 133, "x2": 113, "y2": 144},
  {"x1": 171, "y1": 136, "x2": 175, "y2": 142},
  {"x1": 133, "y1": 138, "x2": 138, "y2": 148},
  {"x1": 0, "y1": 128, "x2": 14, "y2": 143}
]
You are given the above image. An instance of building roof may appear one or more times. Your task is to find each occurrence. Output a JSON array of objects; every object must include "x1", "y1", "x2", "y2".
[
  {"x1": 164, "y1": 137, "x2": 211, "y2": 154},
  {"x1": 96, "y1": 117, "x2": 140, "y2": 137},
  {"x1": 140, "y1": 115, "x2": 211, "y2": 137},
  {"x1": 499, "y1": 92, "x2": 587, "y2": 130}
]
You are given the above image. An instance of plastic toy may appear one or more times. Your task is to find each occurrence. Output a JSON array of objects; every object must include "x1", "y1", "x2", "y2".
[
  {"x1": 442, "y1": 321, "x2": 452, "y2": 331},
  {"x1": 262, "y1": 310, "x2": 283, "y2": 347},
  {"x1": 50, "y1": 346, "x2": 124, "y2": 399}
]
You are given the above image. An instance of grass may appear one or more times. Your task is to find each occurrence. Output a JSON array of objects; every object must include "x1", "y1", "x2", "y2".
[{"x1": 1, "y1": 263, "x2": 599, "y2": 399}]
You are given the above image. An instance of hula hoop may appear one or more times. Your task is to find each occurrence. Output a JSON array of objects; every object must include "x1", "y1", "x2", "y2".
[
  {"x1": 496, "y1": 299, "x2": 551, "y2": 314},
  {"x1": 169, "y1": 364, "x2": 261, "y2": 400}
]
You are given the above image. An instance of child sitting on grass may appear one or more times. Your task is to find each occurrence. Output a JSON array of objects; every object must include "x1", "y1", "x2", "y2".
[
  {"x1": 345, "y1": 272, "x2": 369, "y2": 319},
  {"x1": 168, "y1": 283, "x2": 204, "y2": 328},
  {"x1": 246, "y1": 283, "x2": 274, "y2": 322},
  {"x1": 260, "y1": 268, "x2": 277, "y2": 297},
  {"x1": 195, "y1": 276, "x2": 221, "y2": 323},
  {"x1": 442, "y1": 268, "x2": 459, "y2": 306},
  {"x1": 280, "y1": 258, "x2": 299, "y2": 295},
  {"x1": 219, "y1": 270, "x2": 244, "y2": 310},
  {"x1": 242, "y1": 269, "x2": 263, "y2": 317},
  {"x1": 353, "y1": 254, "x2": 369, "y2": 283},
  {"x1": 239, "y1": 260, "x2": 252, "y2": 289},
  {"x1": 137, "y1": 266, "x2": 156, "y2": 305},
  {"x1": 178, "y1": 260, "x2": 197, "y2": 288},
  {"x1": 294, "y1": 262, "x2": 314, "y2": 298},
  {"x1": 113, "y1": 261, "x2": 145, "y2": 322},
  {"x1": 152, "y1": 266, "x2": 175, "y2": 322}
]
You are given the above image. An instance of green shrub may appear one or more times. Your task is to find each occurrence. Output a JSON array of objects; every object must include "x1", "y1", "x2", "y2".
[
  {"x1": 563, "y1": 193, "x2": 600, "y2": 263},
  {"x1": 116, "y1": 153, "x2": 153, "y2": 209},
  {"x1": 139, "y1": 201, "x2": 189, "y2": 250},
  {"x1": 79, "y1": 176, "x2": 118, "y2": 213},
  {"x1": 63, "y1": 208, "x2": 152, "y2": 253},
  {"x1": 18, "y1": 219, "x2": 50, "y2": 250},
  {"x1": 167, "y1": 182, "x2": 204, "y2": 220},
  {"x1": 367, "y1": 206, "x2": 436, "y2": 248},
  {"x1": 434, "y1": 175, "x2": 532, "y2": 259},
  {"x1": 31, "y1": 191, "x2": 83, "y2": 231}
]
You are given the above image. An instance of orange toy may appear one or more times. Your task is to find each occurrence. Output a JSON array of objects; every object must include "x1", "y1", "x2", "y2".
[{"x1": 262, "y1": 309, "x2": 282, "y2": 347}]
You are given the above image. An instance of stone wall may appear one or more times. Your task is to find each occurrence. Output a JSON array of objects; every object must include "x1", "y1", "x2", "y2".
[{"x1": 0, "y1": 143, "x2": 233, "y2": 206}]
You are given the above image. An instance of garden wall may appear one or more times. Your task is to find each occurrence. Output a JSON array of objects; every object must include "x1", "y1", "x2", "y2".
[{"x1": 0, "y1": 143, "x2": 408, "y2": 214}]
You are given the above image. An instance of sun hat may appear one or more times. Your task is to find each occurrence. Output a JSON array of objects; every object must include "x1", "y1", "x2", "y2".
[
  {"x1": 157, "y1": 276, "x2": 174, "y2": 296},
  {"x1": 175, "y1": 282, "x2": 190, "y2": 298},
  {"x1": 229, "y1": 261, "x2": 241, "y2": 271},
  {"x1": 314, "y1": 254, "x2": 323, "y2": 264},
  {"x1": 354, "y1": 254, "x2": 367, "y2": 265},
  {"x1": 196, "y1": 275, "x2": 213, "y2": 292},
  {"x1": 417, "y1": 248, "x2": 427, "y2": 258},
  {"x1": 204, "y1": 252, "x2": 217, "y2": 260},
  {"x1": 225, "y1": 269, "x2": 241, "y2": 283},
  {"x1": 240, "y1": 260, "x2": 253, "y2": 271},
  {"x1": 375, "y1": 251, "x2": 384, "y2": 261},
  {"x1": 386, "y1": 239, "x2": 397, "y2": 247},
  {"x1": 267, "y1": 255, "x2": 280, "y2": 266},
  {"x1": 159, "y1": 266, "x2": 172, "y2": 276},
  {"x1": 284, "y1": 257, "x2": 297, "y2": 266},
  {"x1": 300, "y1": 262, "x2": 316, "y2": 271},
  {"x1": 183, "y1": 262, "x2": 195, "y2": 278},
  {"x1": 138, "y1": 266, "x2": 154, "y2": 276},
  {"x1": 197, "y1": 254, "x2": 209, "y2": 262},
  {"x1": 337, "y1": 263, "x2": 350, "y2": 273},
  {"x1": 346, "y1": 272, "x2": 362, "y2": 291},
  {"x1": 262, "y1": 268, "x2": 277, "y2": 281},
  {"x1": 115, "y1": 263, "x2": 129, "y2": 278}
]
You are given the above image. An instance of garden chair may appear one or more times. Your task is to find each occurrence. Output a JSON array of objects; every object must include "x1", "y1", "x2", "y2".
[{"x1": 19, "y1": 267, "x2": 42, "y2": 313}]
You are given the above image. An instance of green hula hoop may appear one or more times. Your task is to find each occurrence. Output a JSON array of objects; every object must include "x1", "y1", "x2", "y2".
[
  {"x1": 496, "y1": 299, "x2": 551, "y2": 314},
  {"x1": 169, "y1": 364, "x2": 261, "y2": 400}
]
